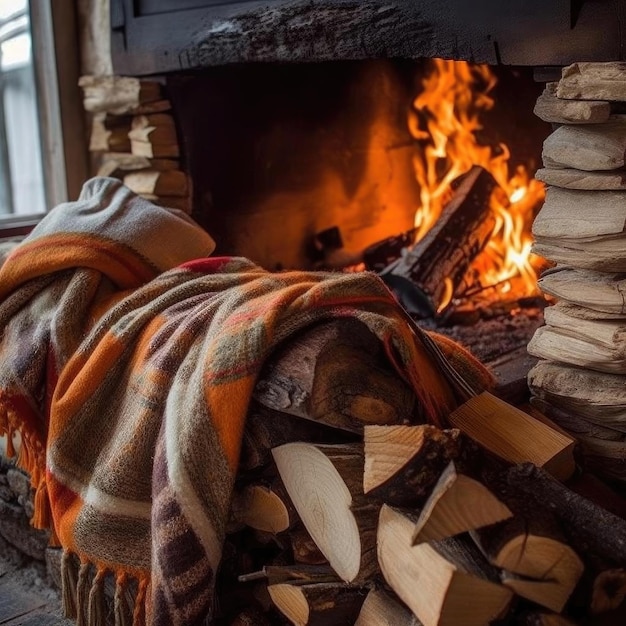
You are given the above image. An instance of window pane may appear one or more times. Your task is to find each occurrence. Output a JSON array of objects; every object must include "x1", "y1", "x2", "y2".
[{"x1": 0, "y1": 3, "x2": 45, "y2": 217}]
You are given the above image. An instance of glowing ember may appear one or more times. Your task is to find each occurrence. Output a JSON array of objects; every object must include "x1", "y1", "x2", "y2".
[{"x1": 408, "y1": 59, "x2": 544, "y2": 306}]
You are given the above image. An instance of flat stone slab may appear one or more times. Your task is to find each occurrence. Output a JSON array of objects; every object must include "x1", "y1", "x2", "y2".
[
  {"x1": 534, "y1": 82, "x2": 611, "y2": 124},
  {"x1": 535, "y1": 167, "x2": 626, "y2": 190},
  {"x1": 557, "y1": 62, "x2": 626, "y2": 102}
]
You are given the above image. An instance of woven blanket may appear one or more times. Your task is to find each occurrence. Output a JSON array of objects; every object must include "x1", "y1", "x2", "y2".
[{"x1": 0, "y1": 178, "x2": 492, "y2": 625}]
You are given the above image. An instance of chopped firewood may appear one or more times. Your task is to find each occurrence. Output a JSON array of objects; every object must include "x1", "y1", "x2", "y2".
[
  {"x1": 528, "y1": 358, "x2": 626, "y2": 433},
  {"x1": 239, "y1": 564, "x2": 339, "y2": 586},
  {"x1": 129, "y1": 114, "x2": 180, "y2": 158},
  {"x1": 381, "y1": 166, "x2": 498, "y2": 316},
  {"x1": 354, "y1": 588, "x2": 421, "y2": 626},
  {"x1": 123, "y1": 170, "x2": 189, "y2": 197},
  {"x1": 289, "y1": 525, "x2": 328, "y2": 565},
  {"x1": 268, "y1": 582, "x2": 366, "y2": 626},
  {"x1": 448, "y1": 392, "x2": 576, "y2": 481},
  {"x1": 79, "y1": 75, "x2": 162, "y2": 115},
  {"x1": 130, "y1": 140, "x2": 180, "y2": 159},
  {"x1": 230, "y1": 482, "x2": 295, "y2": 534},
  {"x1": 97, "y1": 153, "x2": 179, "y2": 179},
  {"x1": 254, "y1": 319, "x2": 417, "y2": 432},
  {"x1": 542, "y1": 118, "x2": 626, "y2": 171},
  {"x1": 363, "y1": 424, "x2": 477, "y2": 507},
  {"x1": 504, "y1": 463, "x2": 626, "y2": 567},
  {"x1": 591, "y1": 569, "x2": 626, "y2": 613},
  {"x1": 89, "y1": 113, "x2": 131, "y2": 152},
  {"x1": 534, "y1": 82, "x2": 611, "y2": 124},
  {"x1": 272, "y1": 442, "x2": 378, "y2": 584},
  {"x1": 535, "y1": 167, "x2": 626, "y2": 191},
  {"x1": 411, "y1": 462, "x2": 512, "y2": 544},
  {"x1": 537, "y1": 266, "x2": 626, "y2": 315},
  {"x1": 528, "y1": 305, "x2": 626, "y2": 374},
  {"x1": 362, "y1": 228, "x2": 418, "y2": 272},
  {"x1": 557, "y1": 62, "x2": 626, "y2": 101},
  {"x1": 377, "y1": 505, "x2": 513, "y2": 626},
  {"x1": 241, "y1": 403, "x2": 356, "y2": 471}
]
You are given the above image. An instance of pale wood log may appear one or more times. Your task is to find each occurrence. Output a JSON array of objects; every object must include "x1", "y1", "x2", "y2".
[
  {"x1": 354, "y1": 589, "x2": 422, "y2": 626},
  {"x1": 504, "y1": 463, "x2": 626, "y2": 567},
  {"x1": 447, "y1": 392, "x2": 576, "y2": 481},
  {"x1": 542, "y1": 118, "x2": 626, "y2": 171},
  {"x1": 535, "y1": 167, "x2": 626, "y2": 190},
  {"x1": 532, "y1": 187, "x2": 626, "y2": 239},
  {"x1": 532, "y1": 239, "x2": 626, "y2": 272},
  {"x1": 363, "y1": 424, "x2": 478, "y2": 507},
  {"x1": 528, "y1": 360, "x2": 626, "y2": 433},
  {"x1": 382, "y1": 166, "x2": 497, "y2": 315},
  {"x1": 89, "y1": 113, "x2": 131, "y2": 152},
  {"x1": 123, "y1": 170, "x2": 189, "y2": 197},
  {"x1": 272, "y1": 442, "x2": 378, "y2": 584},
  {"x1": 230, "y1": 481, "x2": 295, "y2": 534},
  {"x1": 268, "y1": 582, "x2": 366, "y2": 626},
  {"x1": 129, "y1": 113, "x2": 178, "y2": 145},
  {"x1": 557, "y1": 62, "x2": 626, "y2": 102},
  {"x1": 591, "y1": 569, "x2": 626, "y2": 613},
  {"x1": 411, "y1": 462, "x2": 512, "y2": 544},
  {"x1": 97, "y1": 153, "x2": 179, "y2": 179},
  {"x1": 537, "y1": 266, "x2": 626, "y2": 315},
  {"x1": 254, "y1": 319, "x2": 417, "y2": 432},
  {"x1": 377, "y1": 505, "x2": 513, "y2": 626},
  {"x1": 527, "y1": 325, "x2": 626, "y2": 375},
  {"x1": 130, "y1": 140, "x2": 180, "y2": 159},
  {"x1": 549, "y1": 301, "x2": 626, "y2": 321},
  {"x1": 534, "y1": 82, "x2": 611, "y2": 124},
  {"x1": 79, "y1": 76, "x2": 162, "y2": 115}
]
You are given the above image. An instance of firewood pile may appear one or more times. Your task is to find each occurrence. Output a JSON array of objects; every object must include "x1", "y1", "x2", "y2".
[
  {"x1": 79, "y1": 75, "x2": 190, "y2": 213},
  {"x1": 527, "y1": 62, "x2": 626, "y2": 487},
  {"x1": 217, "y1": 318, "x2": 626, "y2": 626}
]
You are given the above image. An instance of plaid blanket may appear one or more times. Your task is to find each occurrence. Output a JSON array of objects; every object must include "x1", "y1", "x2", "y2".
[{"x1": 0, "y1": 178, "x2": 492, "y2": 625}]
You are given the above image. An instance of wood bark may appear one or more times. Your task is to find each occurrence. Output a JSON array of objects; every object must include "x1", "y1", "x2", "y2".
[
  {"x1": 254, "y1": 319, "x2": 417, "y2": 432},
  {"x1": 363, "y1": 424, "x2": 478, "y2": 507},
  {"x1": 382, "y1": 166, "x2": 498, "y2": 316}
]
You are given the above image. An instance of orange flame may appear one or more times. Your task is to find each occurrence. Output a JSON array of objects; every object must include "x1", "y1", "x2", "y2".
[{"x1": 408, "y1": 59, "x2": 544, "y2": 308}]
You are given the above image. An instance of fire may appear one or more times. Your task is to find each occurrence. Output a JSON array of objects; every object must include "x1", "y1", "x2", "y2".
[{"x1": 408, "y1": 59, "x2": 544, "y2": 310}]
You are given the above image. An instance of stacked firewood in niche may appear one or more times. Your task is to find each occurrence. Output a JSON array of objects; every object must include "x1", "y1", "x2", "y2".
[
  {"x1": 219, "y1": 318, "x2": 626, "y2": 626},
  {"x1": 79, "y1": 75, "x2": 190, "y2": 212},
  {"x1": 528, "y1": 62, "x2": 626, "y2": 487}
]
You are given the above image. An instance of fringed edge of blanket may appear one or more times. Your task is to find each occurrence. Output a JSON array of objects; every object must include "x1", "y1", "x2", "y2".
[
  {"x1": 61, "y1": 551, "x2": 149, "y2": 626},
  {"x1": 0, "y1": 399, "x2": 52, "y2": 531}
]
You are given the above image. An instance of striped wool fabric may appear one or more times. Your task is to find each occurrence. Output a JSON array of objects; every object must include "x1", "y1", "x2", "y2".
[{"x1": 0, "y1": 179, "x2": 492, "y2": 625}]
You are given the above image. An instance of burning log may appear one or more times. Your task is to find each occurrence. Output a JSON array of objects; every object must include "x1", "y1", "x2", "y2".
[{"x1": 381, "y1": 166, "x2": 498, "y2": 316}]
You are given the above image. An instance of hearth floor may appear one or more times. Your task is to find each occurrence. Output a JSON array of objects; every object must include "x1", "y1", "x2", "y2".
[{"x1": 0, "y1": 554, "x2": 70, "y2": 625}]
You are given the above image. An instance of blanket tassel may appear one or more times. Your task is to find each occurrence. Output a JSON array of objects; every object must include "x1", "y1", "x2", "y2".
[
  {"x1": 76, "y1": 561, "x2": 92, "y2": 626},
  {"x1": 114, "y1": 574, "x2": 132, "y2": 626},
  {"x1": 88, "y1": 569, "x2": 106, "y2": 626},
  {"x1": 32, "y1": 476, "x2": 51, "y2": 529},
  {"x1": 61, "y1": 551, "x2": 78, "y2": 619},
  {"x1": 132, "y1": 578, "x2": 148, "y2": 626}
]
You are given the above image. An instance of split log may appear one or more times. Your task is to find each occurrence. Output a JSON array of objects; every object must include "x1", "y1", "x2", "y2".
[
  {"x1": 503, "y1": 463, "x2": 626, "y2": 567},
  {"x1": 542, "y1": 118, "x2": 626, "y2": 171},
  {"x1": 363, "y1": 424, "x2": 478, "y2": 507},
  {"x1": 534, "y1": 167, "x2": 626, "y2": 191},
  {"x1": 534, "y1": 82, "x2": 611, "y2": 125},
  {"x1": 411, "y1": 462, "x2": 512, "y2": 544},
  {"x1": 448, "y1": 392, "x2": 576, "y2": 481},
  {"x1": 354, "y1": 589, "x2": 421, "y2": 626},
  {"x1": 79, "y1": 75, "x2": 162, "y2": 115},
  {"x1": 254, "y1": 319, "x2": 417, "y2": 432},
  {"x1": 528, "y1": 359, "x2": 626, "y2": 433},
  {"x1": 289, "y1": 525, "x2": 328, "y2": 566},
  {"x1": 537, "y1": 266, "x2": 626, "y2": 316},
  {"x1": 89, "y1": 113, "x2": 131, "y2": 152},
  {"x1": 557, "y1": 62, "x2": 626, "y2": 102},
  {"x1": 129, "y1": 113, "x2": 180, "y2": 158},
  {"x1": 240, "y1": 403, "x2": 357, "y2": 471},
  {"x1": 97, "y1": 153, "x2": 179, "y2": 179},
  {"x1": 123, "y1": 170, "x2": 189, "y2": 197},
  {"x1": 230, "y1": 481, "x2": 295, "y2": 534},
  {"x1": 377, "y1": 505, "x2": 513, "y2": 626},
  {"x1": 381, "y1": 166, "x2": 498, "y2": 316},
  {"x1": 268, "y1": 582, "x2": 367, "y2": 626},
  {"x1": 272, "y1": 442, "x2": 378, "y2": 584}
]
